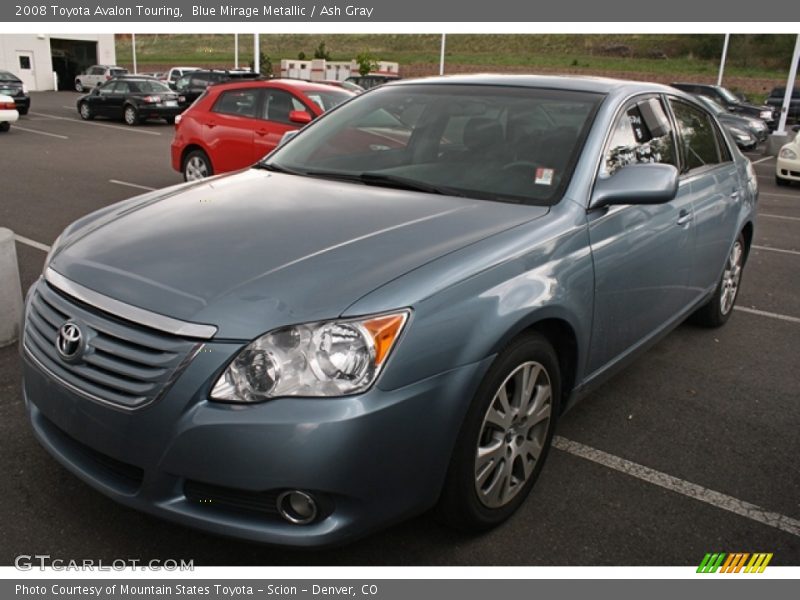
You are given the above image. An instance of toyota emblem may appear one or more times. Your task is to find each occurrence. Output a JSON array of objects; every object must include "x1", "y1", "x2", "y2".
[{"x1": 56, "y1": 322, "x2": 83, "y2": 361}]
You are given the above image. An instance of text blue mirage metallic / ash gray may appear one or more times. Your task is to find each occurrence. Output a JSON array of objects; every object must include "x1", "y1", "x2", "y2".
[{"x1": 22, "y1": 75, "x2": 757, "y2": 546}]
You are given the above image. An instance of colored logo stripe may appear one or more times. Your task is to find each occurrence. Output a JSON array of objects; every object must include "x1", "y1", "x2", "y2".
[{"x1": 697, "y1": 552, "x2": 773, "y2": 573}]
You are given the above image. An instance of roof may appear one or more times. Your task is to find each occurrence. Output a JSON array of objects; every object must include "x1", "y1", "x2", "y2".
[
  {"x1": 388, "y1": 73, "x2": 675, "y2": 96},
  {"x1": 212, "y1": 78, "x2": 358, "y2": 94}
]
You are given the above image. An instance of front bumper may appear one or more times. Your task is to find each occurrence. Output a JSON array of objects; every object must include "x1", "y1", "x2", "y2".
[
  {"x1": 776, "y1": 154, "x2": 800, "y2": 182},
  {"x1": 23, "y1": 337, "x2": 491, "y2": 546}
]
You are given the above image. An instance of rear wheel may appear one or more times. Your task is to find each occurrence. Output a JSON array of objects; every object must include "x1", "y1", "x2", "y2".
[
  {"x1": 0, "y1": 122, "x2": 10, "y2": 133},
  {"x1": 183, "y1": 149, "x2": 213, "y2": 181},
  {"x1": 123, "y1": 105, "x2": 139, "y2": 126},
  {"x1": 18, "y1": 107, "x2": 28, "y2": 116},
  {"x1": 438, "y1": 333, "x2": 560, "y2": 531},
  {"x1": 165, "y1": 116, "x2": 176, "y2": 125},
  {"x1": 78, "y1": 102, "x2": 93, "y2": 121},
  {"x1": 690, "y1": 233, "x2": 746, "y2": 328}
]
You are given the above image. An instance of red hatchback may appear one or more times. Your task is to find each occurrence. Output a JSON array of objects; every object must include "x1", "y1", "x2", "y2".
[{"x1": 171, "y1": 79, "x2": 354, "y2": 181}]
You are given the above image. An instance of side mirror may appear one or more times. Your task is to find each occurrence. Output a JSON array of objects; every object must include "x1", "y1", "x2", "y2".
[
  {"x1": 289, "y1": 110, "x2": 312, "y2": 125},
  {"x1": 591, "y1": 163, "x2": 679, "y2": 210}
]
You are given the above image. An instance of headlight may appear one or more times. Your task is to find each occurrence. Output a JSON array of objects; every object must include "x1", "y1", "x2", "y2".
[
  {"x1": 210, "y1": 311, "x2": 409, "y2": 402},
  {"x1": 729, "y1": 127, "x2": 751, "y2": 141},
  {"x1": 22, "y1": 84, "x2": 28, "y2": 94},
  {"x1": 780, "y1": 147, "x2": 798, "y2": 160},
  {"x1": 759, "y1": 110, "x2": 773, "y2": 120},
  {"x1": 750, "y1": 119, "x2": 766, "y2": 130}
]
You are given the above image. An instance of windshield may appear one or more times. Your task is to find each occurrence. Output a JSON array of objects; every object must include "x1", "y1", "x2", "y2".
[
  {"x1": 130, "y1": 80, "x2": 172, "y2": 93},
  {"x1": 0, "y1": 70, "x2": 20, "y2": 81},
  {"x1": 265, "y1": 84, "x2": 602, "y2": 205},
  {"x1": 717, "y1": 87, "x2": 741, "y2": 104},
  {"x1": 302, "y1": 89, "x2": 352, "y2": 111},
  {"x1": 695, "y1": 95, "x2": 724, "y2": 115}
]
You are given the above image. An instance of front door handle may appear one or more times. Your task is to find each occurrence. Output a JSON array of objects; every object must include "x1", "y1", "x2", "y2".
[{"x1": 677, "y1": 209, "x2": 692, "y2": 226}]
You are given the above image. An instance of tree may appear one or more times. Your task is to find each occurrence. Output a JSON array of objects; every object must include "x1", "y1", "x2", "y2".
[
  {"x1": 249, "y1": 52, "x2": 273, "y2": 77},
  {"x1": 314, "y1": 42, "x2": 331, "y2": 61},
  {"x1": 355, "y1": 51, "x2": 379, "y2": 77}
]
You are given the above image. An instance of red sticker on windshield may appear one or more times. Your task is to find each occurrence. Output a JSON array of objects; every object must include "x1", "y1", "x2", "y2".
[{"x1": 535, "y1": 168, "x2": 554, "y2": 185}]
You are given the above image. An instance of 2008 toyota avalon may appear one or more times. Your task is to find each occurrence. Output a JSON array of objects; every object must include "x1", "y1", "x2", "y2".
[{"x1": 22, "y1": 75, "x2": 757, "y2": 546}]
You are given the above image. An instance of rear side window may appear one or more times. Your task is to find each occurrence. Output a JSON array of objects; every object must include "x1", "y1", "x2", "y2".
[
  {"x1": 602, "y1": 97, "x2": 678, "y2": 176},
  {"x1": 669, "y1": 100, "x2": 725, "y2": 172},
  {"x1": 212, "y1": 89, "x2": 260, "y2": 118}
]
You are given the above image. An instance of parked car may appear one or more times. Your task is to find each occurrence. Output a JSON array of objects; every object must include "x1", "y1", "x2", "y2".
[
  {"x1": 765, "y1": 86, "x2": 800, "y2": 122},
  {"x1": 320, "y1": 79, "x2": 365, "y2": 94},
  {"x1": 692, "y1": 94, "x2": 767, "y2": 150},
  {"x1": 77, "y1": 76, "x2": 181, "y2": 126},
  {"x1": 74, "y1": 65, "x2": 128, "y2": 92},
  {"x1": 344, "y1": 74, "x2": 400, "y2": 89},
  {"x1": 163, "y1": 66, "x2": 201, "y2": 88},
  {"x1": 23, "y1": 75, "x2": 757, "y2": 546},
  {"x1": 775, "y1": 127, "x2": 800, "y2": 186},
  {"x1": 671, "y1": 82, "x2": 777, "y2": 129},
  {"x1": 173, "y1": 69, "x2": 261, "y2": 108},
  {"x1": 171, "y1": 78, "x2": 353, "y2": 180},
  {"x1": 0, "y1": 70, "x2": 30, "y2": 115},
  {"x1": 0, "y1": 93, "x2": 19, "y2": 132}
]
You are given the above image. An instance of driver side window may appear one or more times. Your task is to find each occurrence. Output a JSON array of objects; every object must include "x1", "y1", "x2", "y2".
[{"x1": 602, "y1": 97, "x2": 677, "y2": 177}]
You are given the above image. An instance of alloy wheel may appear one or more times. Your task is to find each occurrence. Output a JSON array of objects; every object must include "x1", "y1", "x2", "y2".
[
  {"x1": 720, "y1": 239, "x2": 743, "y2": 316},
  {"x1": 185, "y1": 155, "x2": 209, "y2": 181}
]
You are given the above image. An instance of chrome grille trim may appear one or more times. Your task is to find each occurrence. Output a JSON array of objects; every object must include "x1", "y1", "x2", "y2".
[
  {"x1": 24, "y1": 280, "x2": 203, "y2": 411},
  {"x1": 45, "y1": 268, "x2": 217, "y2": 340}
]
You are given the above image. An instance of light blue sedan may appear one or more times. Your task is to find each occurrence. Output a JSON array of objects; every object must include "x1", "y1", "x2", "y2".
[{"x1": 22, "y1": 75, "x2": 757, "y2": 546}]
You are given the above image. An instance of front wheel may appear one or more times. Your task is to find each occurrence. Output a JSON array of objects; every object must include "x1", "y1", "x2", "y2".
[
  {"x1": 690, "y1": 233, "x2": 746, "y2": 328},
  {"x1": 437, "y1": 333, "x2": 560, "y2": 531},
  {"x1": 78, "y1": 102, "x2": 93, "y2": 121},
  {"x1": 775, "y1": 174, "x2": 790, "y2": 187},
  {"x1": 74, "y1": 80, "x2": 84, "y2": 93},
  {"x1": 123, "y1": 105, "x2": 139, "y2": 126}
]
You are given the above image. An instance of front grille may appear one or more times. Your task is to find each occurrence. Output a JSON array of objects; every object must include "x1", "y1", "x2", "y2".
[
  {"x1": 184, "y1": 480, "x2": 281, "y2": 517},
  {"x1": 24, "y1": 281, "x2": 200, "y2": 409}
]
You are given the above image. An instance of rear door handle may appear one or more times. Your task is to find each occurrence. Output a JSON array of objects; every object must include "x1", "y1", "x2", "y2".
[
  {"x1": 731, "y1": 190, "x2": 740, "y2": 200},
  {"x1": 677, "y1": 209, "x2": 692, "y2": 226},
  {"x1": 206, "y1": 121, "x2": 216, "y2": 129},
  {"x1": 256, "y1": 129, "x2": 269, "y2": 137}
]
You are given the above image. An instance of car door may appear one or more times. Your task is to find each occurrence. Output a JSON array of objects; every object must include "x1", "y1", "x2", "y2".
[
  {"x1": 105, "y1": 80, "x2": 131, "y2": 119},
  {"x1": 90, "y1": 80, "x2": 117, "y2": 117},
  {"x1": 86, "y1": 66, "x2": 105, "y2": 88},
  {"x1": 252, "y1": 88, "x2": 310, "y2": 160},
  {"x1": 668, "y1": 97, "x2": 741, "y2": 297},
  {"x1": 203, "y1": 87, "x2": 261, "y2": 173},
  {"x1": 586, "y1": 96, "x2": 696, "y2": 375}
]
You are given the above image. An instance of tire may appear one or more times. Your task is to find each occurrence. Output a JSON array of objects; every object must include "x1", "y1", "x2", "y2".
[
  {"x1": 123, "y1": 105, "x2": 140, "y2": 126},
  {"x1": 18, "y1": 107, "x2": 28, "y2": 116},
  {"x1": 182, "y1": 149, "x2": 213, "y2": 181},
  {"x1": 437, "y1": 333, "x2": 560, "y2": 531},
  {"x1": 75, "y1": 80, "x2": 84, "y2": 93},
  {"x1": 775, "y1": 174, "x2": 790, "y2": 187},
  {"x1": 0, "y1": 122, "x2": 10, "y2": 133},
  {"x1": 78, "y1": 102, "x2": 94, "y2": 121},
  {"x1": 690, "y1": 232, "x2": 746, "y2": 328},
  {"x1": 164, "y1": 116, "x2": 176, "y2": 125}
]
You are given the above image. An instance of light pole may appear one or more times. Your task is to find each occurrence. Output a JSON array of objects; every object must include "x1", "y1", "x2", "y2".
[{"x1": 717, "y1": 33, "x2": 729, "y2": 86}]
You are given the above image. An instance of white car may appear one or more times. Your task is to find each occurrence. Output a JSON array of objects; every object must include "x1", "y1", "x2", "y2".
[
  {"x1": 74, "y1": 65, "x2": 128, "y2": 92},
  {"x1": 0, "y1": 93, "x2": 19, "y2": 132},
  {"x1": 776, "y1": 129, "x2": 800, "y2": 187},
  {"x1": 163, "y1": 66, "x2": 201, "y2": 87}
]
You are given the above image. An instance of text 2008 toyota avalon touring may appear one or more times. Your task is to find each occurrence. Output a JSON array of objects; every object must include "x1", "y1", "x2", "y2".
[{"x1": 22, "y1": 75, "x2": 756, "y2": 546}]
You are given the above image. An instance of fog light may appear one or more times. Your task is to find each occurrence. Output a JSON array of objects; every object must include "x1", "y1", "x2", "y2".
[{"x1": 277, "y1": 490, "x2": 317, "y2": 525}]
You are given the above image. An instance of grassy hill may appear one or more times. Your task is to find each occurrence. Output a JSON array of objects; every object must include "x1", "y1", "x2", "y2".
[{"x1": 115, "y1": 34, "x2": 797, "y2": 99}]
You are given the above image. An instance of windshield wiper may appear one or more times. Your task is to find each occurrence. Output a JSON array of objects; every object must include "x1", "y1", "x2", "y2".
[
  {"x1": 253, "y1": 161, "x2": 304, "y2": 175},
  {"x1": 296, "y1": 169, "x2": 469, "y2": 197}
]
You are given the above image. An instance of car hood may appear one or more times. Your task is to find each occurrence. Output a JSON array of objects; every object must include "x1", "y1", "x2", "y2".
[{"x1": 50, "y1": 169, "x2": 547, "y2": 339}]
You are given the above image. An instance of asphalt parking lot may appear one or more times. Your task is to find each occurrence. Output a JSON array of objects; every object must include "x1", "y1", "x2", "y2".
[{"x1": 1, "y1": 91, "x2": 798, "y2": 566}]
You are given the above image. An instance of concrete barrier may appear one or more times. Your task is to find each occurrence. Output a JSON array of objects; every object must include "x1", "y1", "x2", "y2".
[
  {"x1": 764, "y1": 129, "x2": 797, "y2": 157},
  {"x1": 0, "y1": 228, "x2": 24, "y2": 347}
]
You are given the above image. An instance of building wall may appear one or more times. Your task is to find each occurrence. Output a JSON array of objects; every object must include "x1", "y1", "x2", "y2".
[{"x1": 0, "y1": 34, "x2": 116, "y2": 91}]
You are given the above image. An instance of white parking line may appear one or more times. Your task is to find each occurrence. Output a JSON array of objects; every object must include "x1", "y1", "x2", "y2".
[
  {"x1": 12, "y1": 125, "x2": 68, "y2": 140},
  {"x1": 760, "y1": 213, "x2": 800, "y2": 222},
  {"x1": 752, "y1": 244, "x2": 800, "y2": 256},
  {"x1": 109, "y1": 179, "x2": 156, "y2": 191},
  {"x1": 13, "y1": 234, "x2": 51, "y2": 252},
  {"x1": 29, "y1": 111, "x2": 162, "y2": 136},
  {"x1": 760, "y1": 191, "x2": 800, "y2": 200},
  {"x1": 553, "y1": 436, "x2": 800, "y2": 538},
  {"x1": 751, "y1": 156, "x2": 774, "y2": 165},
  {"x1": 734, "y1": 306, "x2": 800, "y2": 324}
]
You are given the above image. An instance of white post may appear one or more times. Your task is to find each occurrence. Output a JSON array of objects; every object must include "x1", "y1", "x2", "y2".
[
  {"x1": 132, "y1": 33, "x2": 137, "y2": 74},
  {"x1": 0, "y1": 228, "x2": 24, "y2": 347},
  {"x1": 439, "y1": 33, "x2": 446, "y2": 76},
  {"x1": 776, "y1": 33, "x2": 800, "y2": 136},
  {"x1": 717, "y1": 33, "x2": 729, "y2": 86},
  {"x1": 254, "y1": 33, "x2": 260, "y2": 74},
  {"x1": 234, "y1": 33, "x2": 239, "y2": 69}
]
